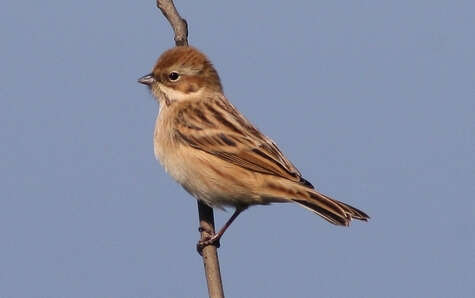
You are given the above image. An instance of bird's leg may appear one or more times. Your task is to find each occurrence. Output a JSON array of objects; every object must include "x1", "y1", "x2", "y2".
[{"x1": 197, "y1": 207, "x2": 244, "y2": 253}]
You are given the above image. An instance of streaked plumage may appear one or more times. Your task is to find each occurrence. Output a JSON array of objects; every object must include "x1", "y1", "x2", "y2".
[{"x1": 139, "y1": 46, "x2": 369, "y2": 245}]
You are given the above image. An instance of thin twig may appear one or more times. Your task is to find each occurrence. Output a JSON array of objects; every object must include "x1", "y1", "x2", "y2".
[
  {"x1": 197, "y1": 201, "x2": 225, "y2": 298},
  {"x1": 155, "y1": 1, "x2": 225, "y2": 297},
  {"x1": 156, "y1": 0, "x2": 188, "y2": 46}
]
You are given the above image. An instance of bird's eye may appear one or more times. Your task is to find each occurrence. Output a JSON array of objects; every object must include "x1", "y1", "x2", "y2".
[{"x1": 168, "y1": 71, "x2": 180, "y2": 81}]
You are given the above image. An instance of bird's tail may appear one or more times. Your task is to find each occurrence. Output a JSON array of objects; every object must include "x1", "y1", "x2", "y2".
[{"x1": 292, "y1": 189, "x2": 369, "y2": 226}]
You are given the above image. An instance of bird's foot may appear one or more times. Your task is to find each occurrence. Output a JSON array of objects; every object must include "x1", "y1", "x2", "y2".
[{"x1": 197, "y1": 227, "x2": 221, "y2": 255}]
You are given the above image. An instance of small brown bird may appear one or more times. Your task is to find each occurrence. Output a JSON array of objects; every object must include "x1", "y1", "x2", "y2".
[{"x1": 139, "y1": 46, "x2": 369, "y2": 249}]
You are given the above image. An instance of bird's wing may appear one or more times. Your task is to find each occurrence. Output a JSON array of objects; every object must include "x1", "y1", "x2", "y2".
[{"x1": 173, "y1": 95, "x2": 314, "y2": 188}]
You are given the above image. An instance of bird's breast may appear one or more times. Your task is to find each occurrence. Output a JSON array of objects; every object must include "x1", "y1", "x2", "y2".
[{"x1": 153, "y1": 105, "x2": 189, "y2": 184}]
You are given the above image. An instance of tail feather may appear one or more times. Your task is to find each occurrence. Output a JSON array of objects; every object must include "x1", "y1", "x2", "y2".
[
  {"x1": 293, "y1": 190, "x2": 369, "y2": 226},
  {"x1": 322, "y1": 193, "x2": 370, "y2": 221}
]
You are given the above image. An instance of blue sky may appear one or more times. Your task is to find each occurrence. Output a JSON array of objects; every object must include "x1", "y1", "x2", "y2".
[{"x1": 1, "y1": 1, "x2": 474, "y2": 297}]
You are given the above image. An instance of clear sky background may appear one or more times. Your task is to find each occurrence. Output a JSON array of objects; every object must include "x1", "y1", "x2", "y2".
[{"x1": 1, "y1": 1, "x2": 474, "y2": 297}]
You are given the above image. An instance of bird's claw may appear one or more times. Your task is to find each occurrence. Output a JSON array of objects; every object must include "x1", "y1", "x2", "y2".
[
  {"x1": 196, "y1": 234, "x2": 221, "y2": 255},
  {"x1": 198, "y1": 226, "x2": 213, "y2": 234}
]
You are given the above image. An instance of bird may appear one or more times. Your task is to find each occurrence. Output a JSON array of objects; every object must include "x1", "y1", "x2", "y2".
[{"x1": 138, "y1": 46, "x2": 369, "y2": 250}]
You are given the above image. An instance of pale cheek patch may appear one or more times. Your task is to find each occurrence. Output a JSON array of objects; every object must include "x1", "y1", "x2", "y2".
[{"x1": 158, "y1": 84, "x2": 204, "y2": 102}]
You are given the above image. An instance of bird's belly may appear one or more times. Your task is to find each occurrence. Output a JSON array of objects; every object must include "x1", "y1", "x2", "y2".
[{"x1": 155, "y1": 141, "x2": 262, "y2": 208}]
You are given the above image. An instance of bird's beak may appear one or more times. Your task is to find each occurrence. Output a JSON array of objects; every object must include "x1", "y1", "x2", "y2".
[{"x1": 138, "y1": 73, "x2": 155, "y2": 86}]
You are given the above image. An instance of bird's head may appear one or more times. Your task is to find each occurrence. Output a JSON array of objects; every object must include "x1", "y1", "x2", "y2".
[{"x1": 138, "y1": 46, "x2": 222, "y2": 103}]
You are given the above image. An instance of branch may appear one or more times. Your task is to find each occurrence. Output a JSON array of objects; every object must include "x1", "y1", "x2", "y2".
[
  {"x1": 155, "y1": 1, "x2": 224, "y2": 297},
  {"x1": 156, "y1": 0, "x2": 188, "y2": 46},
  {"x1": 197, "y1": 201, "x2": 225, "y2": 298}
]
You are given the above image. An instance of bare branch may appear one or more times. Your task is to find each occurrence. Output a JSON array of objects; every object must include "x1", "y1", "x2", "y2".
[
  {"x1": 197, "y1": 201, "x2": 225, "y2": 298},
  {"x1": 154, "y1": 1, "x2": 224, "y2": 297},
  {"x1": 156, "y1": 0, "x2": 188, "y2": 46}
]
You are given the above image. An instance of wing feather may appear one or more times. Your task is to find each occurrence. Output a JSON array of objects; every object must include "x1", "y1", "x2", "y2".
[{"x1": 173, "y1": 95, "x2": 313, "y2": 188}]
